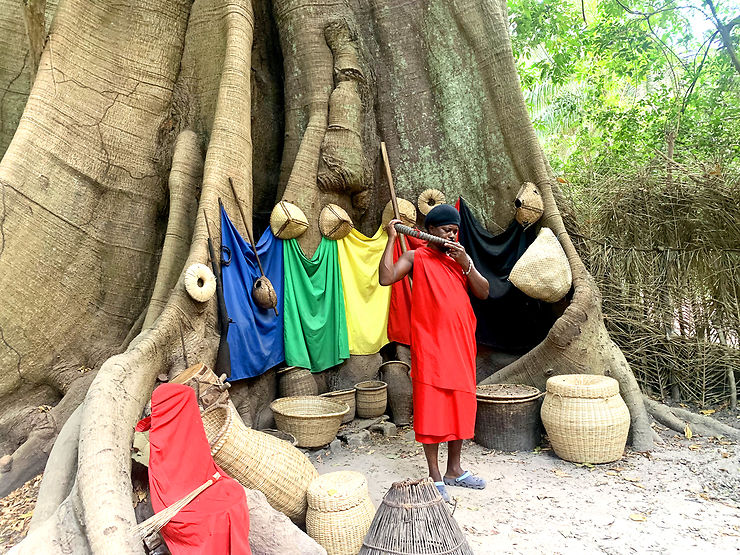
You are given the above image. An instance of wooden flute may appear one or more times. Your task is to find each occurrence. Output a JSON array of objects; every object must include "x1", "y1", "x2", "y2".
[{"x1": 393, "y1": 223, "x2": 459, "y2": 248}]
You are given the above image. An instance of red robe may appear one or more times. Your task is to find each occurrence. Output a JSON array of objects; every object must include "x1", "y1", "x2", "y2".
[
  {"x1": 387, "y1": 235, "x2": 426, "y2": 345},
  {"x1": 137, "y1": 384, "x2": 251, "y2": 554},
  {"x1": 409, "y1": 246, "x2": 477, "y2": 444}
]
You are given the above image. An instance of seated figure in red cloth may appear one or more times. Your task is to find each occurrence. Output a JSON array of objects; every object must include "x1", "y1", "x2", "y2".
[{"x1": 379, "y1": 204, "x2": 489, "y2": 502}]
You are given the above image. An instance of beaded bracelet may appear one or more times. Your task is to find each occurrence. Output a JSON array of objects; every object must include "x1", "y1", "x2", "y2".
[{"x1": 462, "y1": 255, "x2": 473, "y2": 276}]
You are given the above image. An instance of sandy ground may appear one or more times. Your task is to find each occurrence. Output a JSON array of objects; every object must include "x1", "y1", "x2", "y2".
[{"x1": 313, "y1": 422, "x2": 740, "y2": 554}]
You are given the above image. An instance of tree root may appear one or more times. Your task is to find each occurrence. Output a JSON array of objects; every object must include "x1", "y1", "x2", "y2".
[{"x1": 644, "y1": 396, "x2": 740, "y2": 441}]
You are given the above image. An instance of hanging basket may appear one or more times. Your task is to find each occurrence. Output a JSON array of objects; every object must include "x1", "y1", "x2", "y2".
[
  {"x1": 252, "y1": 275, "x2": 278, "y2": 309},
  {"x1": 270, "y1": 200, "x2": 309, "y2": 239},
  {"x1": 417, "y1": 189, "x2": 446, "y2": 215},
  {"x1": 307, "y1": 471, "x2": 375, "y2": 555},
  {"x1": 354, "y1": 380, "x2": 388, "y2": 419},
  {"x1": 278, "y1": 366, "x2": 319, "y2": 397},
  {"x1": 184, "y1": 263, "x2": 216, "y2": 302},
  {"x1": 379, "y1": 361, "x2": 412, "y2": 426},
  {"x1": 320, "y1": 389, "x2": 356, "y2": 424},
  {"x1": 514, "y1": 182, "x2": 544, "y2": 226},
  {"x1": 270, "y1": 396, "x2": 349, "y2": 448},
  {"x1": 360, "y1": 478, "x2": 474, "y2": 554},
  {"x1": 509, "y1": 227, "x2": 572, "y2": 302},
  {"x1": 319, "y1": 204, "x2": 354, "y2": 240},
  {"x1": 381, "y1": 199, "x2": 416, "y2": 228}
]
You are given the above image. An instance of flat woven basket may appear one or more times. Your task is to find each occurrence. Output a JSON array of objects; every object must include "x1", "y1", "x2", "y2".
[
  {"x1": 417, "y1": 188, "x2": 446, "y2": 215},
  {"x1": 509, "y1": 226, "x2": 572, "y2": 302},
  {"x1": 381, "y1": 199, "x2": 416, "y2": 227},
  {"x1": 270, "y1": 200, "x2": 309, "y2": 239},
  {"x1": 270, "y1": 396, "x2": 349, "y2": 448},
  {"x1": 354, "y1": 380, "x2": 388, "y2": 419},
  {"x1": 319, "y1": 203, "x2": 354, "y2": 240},
  {"x1": 541, "y1": 375, "x2": 630, "y2": 464},
  {"x1": 201, "y1": 404, "x2": 318, "y2": 523},
  {"x1": 320, "y1": 389, "x2": 356, "y2": 424},
  {"x1": 307, "y1": 471, "x2": 375, "y2": 555}
]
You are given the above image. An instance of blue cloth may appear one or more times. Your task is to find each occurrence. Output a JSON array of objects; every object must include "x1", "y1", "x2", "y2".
[{"x1": 220, "y1": 207, "x2": 284, "y2": 381}]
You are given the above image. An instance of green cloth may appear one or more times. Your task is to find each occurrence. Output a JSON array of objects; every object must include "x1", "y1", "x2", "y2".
[{"x1": 283, "y1": 238, "x2": 350, "y2": 372}]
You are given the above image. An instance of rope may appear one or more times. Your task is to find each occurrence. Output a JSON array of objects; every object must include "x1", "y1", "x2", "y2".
[{"x1": 360, "y1": 537, "x2": 465, "y2": 555}]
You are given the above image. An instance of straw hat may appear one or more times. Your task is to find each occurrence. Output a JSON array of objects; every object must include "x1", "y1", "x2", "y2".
[
  {"x1": 509, "y1": 227, "x2": 572, "y2": 302},
  {"x1": 270, "y1": 201, "x2": 309, "y2": 239},
  {"x1": 417, "y1": 188, "x2": 446, "y2": 215},
  {"x1": 514, "y1": 182, "x2": 544, "y2": 226},
  {"x1": 381, "y1": 198, "x2": 416, "y2": 227},
  {"x1": 184, "y1": 263, "x2": 216, "y2": 302},
  {"x1": 252, "y1": 276, "x2": 277, "y2": 309},
  {"x1": 319, "y1": 204, "x2": 354, "y2": 240}
]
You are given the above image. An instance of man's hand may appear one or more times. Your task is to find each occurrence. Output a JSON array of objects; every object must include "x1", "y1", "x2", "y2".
[
  {"x1": 386, "y1": 218, "x2": 401, "y2": 240},
  {"x1": 445, "y1": 241, "x2": 470, "y2": 270}
]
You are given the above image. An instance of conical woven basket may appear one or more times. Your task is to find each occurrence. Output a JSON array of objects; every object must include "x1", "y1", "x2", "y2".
[
  {"x1": 278, "y1": 366, "x2": 319, "y2": 397},
  {"x1": 360, "y1": 478, "x2": 474, "y2": 554},
  {"x1": 201, "y1": 404, "x2": 318, "y2": 523},
  {"x1": 319, "y1": 203, "x2": 354, "y2": 240},
  {"x1": 320, "y1": 389, "x2": 356, "y2": 424},
  {"x1": 417, "y1": 189, "x2": 446, "y2": 215},
  {"x1": 307, "y1": 471, "x2": 375, "y2": 555},
  {"x1": 541, "y1": 374, "x2": 630, "y2": 464},
  {"x1": 509, "y1": 227, "x2": 572, "y2": 302},
  {"x1": 354, "y1": 380, "x2": 388, "y2": 419},
  {"x1": 270, "y1": 200, "x2": 309, "y2": 239},
  {"x1": 514, "y1": 182, "x2": 544, "y2": 226},
  {"x1": 270, "y1": 396, "x2": 349, "y2": 448},
  {"x1": 382, "y1": 199, "x2": 416, "y2": 227}
]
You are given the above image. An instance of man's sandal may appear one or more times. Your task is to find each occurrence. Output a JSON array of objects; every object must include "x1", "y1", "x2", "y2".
[
  {"x1": 443, "y1": 470, "x2": 486, "y2": 490},
  {"x1": 434, "y1": 481, "x2": 452, "y2": 503}
]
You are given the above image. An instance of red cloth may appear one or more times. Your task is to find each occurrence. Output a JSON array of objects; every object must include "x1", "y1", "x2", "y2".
[
  {"x1": 387, "y1": 235, "x2": 425, "y2": 345},
  {"x1": 409, "y1": 246, "x2": 478, "y2": 443},
  {"x1": 139, "y1": 384, "x2": 251, "y2": 555}
]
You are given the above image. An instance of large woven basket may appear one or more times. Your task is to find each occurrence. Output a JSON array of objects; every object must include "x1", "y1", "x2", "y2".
[
  {"x1": 278, "y1": 366, "x2": 319, "y2": 397},
  {"x1": 509, "y1": 226, "x2": 572, "y2": 303},
  {"x1": 320, "y1": 389, "x2": 356, "y2": 424},
  {"x1": 201, "y1": 404, "x2": 318, "y2": 523},
  {"x1": 354, "y1": 381, "x2": 388, "y2": 419},
  {"x1": 307, "y1": 471, "x2": 375, "y2": 555},
  {"x1": 474, "y1": 384, "x2": 544, "y2": 451},
  {"x1": 360, "y1": 478, "x2": 474, "y2": 554},
  {"x1": 319, "y1": 203, "x2": 354, "y2": 240},
  {"x1": 270, "y1": 200, "x2": 309, "y2": 239},
  {"x1": 541, "y1": 374, "x2": 630, "y2": 464},
  {"x1": 271, "y1": 396, "x2": 349, "y2": 448},
  {"x1": 379, "y1": 361, "x2": 412, "y2": 426}
]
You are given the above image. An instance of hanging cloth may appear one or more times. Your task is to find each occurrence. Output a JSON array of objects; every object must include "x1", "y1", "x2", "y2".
[
  {"x1": 283, "y1": 237, "x2": 349, "y2": 372},
  {"x1": 138, "y1": 384, "x2": 251, "y2": 555},
  {"x1": 337, "y1": 226, "x2": 392, "y2": 355},
  {"x1": 386, "y1": 234, "x2": 426, "y2": 346},
  {"x1": 457, "y1": 197, "x2": 554, "y2": 353},
  {"x1": 220, "y1": 207, "x2": 284, "y2": 381}
]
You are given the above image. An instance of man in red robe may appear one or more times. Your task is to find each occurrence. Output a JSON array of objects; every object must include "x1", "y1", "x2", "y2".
[{"x1": 379, "y1": 204, "x2": 489, "y2": 502}]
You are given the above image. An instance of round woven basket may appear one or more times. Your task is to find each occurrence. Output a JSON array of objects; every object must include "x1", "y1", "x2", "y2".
[
  {"x1": 354, "y1": 380, "x2": 388, "y2": 419},
  {"x1": 541, "y1": 374, "x2": 630, "y2": 464},
  {"x1": 381, "y1": 199, "x2": 416, "y2": 227},
  {"x1": 514, "y1": 182, "x2": 544, "y2": 226},
  {"x1": 252, "y1": 276, "x2": 278, "y2": 309},
  {"x1": 307, "y1": 471, "x2": 375, "y2": 555},
  {"x1": 319, "y1": 204, "x2": 354, "y2": 240},
  {"x1": 201, "y1": 404, "x2": 318, "y2": 523},
  {"x1": 379, "y1": 361, "x2": 412, "y2": 426},
  {"x1": 278, "y1": 366, "x2": 318, "y2": 398},
  {"x1": 476, "y1": 383, "x2": 541, "y2": 401},
  {"x1": 474, "y1": 384, "x2": 544, "y2": 452},
  {"x1": 270, "y1": 396, "x2": 349, "y2": 448},
  {"x1": 417, "y1": 188, "x2": 446, "y2": 215},
  {"x1": 320, "y1": 389, "x2": 356, "y2": 424},
  {"x1": 270, "y1": 200, "x2": 309, "y2": 239}
]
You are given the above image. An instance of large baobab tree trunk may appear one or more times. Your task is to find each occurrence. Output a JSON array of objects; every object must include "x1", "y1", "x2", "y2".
[{"x1": 2, "y1": 0, "x2": 728, "y2": 552}]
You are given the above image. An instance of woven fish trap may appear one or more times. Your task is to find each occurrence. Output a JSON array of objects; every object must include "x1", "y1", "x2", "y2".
[
  {"x1": 307, "y1": 471, "x2": 375, "y2": 555},
  {"x1": 379, "y1": 361, "x2": 412, "y2": 426},
  {"x1": 382, "y1": 199, "x2": 417, "y2": 227},
  {"x1": 319, "y1": 203, "x2": 354, "y2": 240},
  {"x1": 417, "y1": 189, "x2": 446, "y2": 215},
  {"x1": 270, "y1": 200, "x2": 309, "y2": 239},
  {"x1": 509, "y1": 226, "x2": 572, "y2": 302},
  {"x1": 201, "y1": 404, "x2": 318, "y2": 523},
  {"x1": 270, "y1": 396, "x2": 349, "y2": 448},
  {"x1": 359, "y1": 478, "x2": 474, "y2": 554},
  {"x1": 320, "y1": 389, "x2": 356, "y2": 424},
  {"x1": 354, "y1": 380, "x2": 388, "y2": 419},
  {"x1": 278, "y1": 366, "x2": 319, "y2": 397},
  {"x1": 541, "y1": 375, "x2": 630, "y2": 464},
  {"x1": 514, "y1": 182, "x2": 544, "y2": 226}
]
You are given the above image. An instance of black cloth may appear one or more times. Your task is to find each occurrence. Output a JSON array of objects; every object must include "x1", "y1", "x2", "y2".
[
  {"x1": 424, "y1": 204, "x2": 460, "y2": 229},
  {"x1": 457, "y1": 198, "x2": 554, "y2": 353}
]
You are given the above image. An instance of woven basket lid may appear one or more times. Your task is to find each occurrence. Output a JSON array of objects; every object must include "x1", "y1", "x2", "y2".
[
  {"x1": 319, "y1": 203, "x2": 353, "y2": 240},
  {"x1": 270, "y1": 200, "x2": 309, "y2": 239},
  {"x1": 545, "y1": 374, "x2": 620, "y2": 398},
  {"x1": 476, "y1": 383, "x2": 540, "y2": 400},
  {"x1": 308, "y1": 471, "x2": 370, "y2": 512},
  {"x1": 382, "y1": 198, "x2": 416, "y2": 227},
  {"x1": 417, "y1": 188, "x2": 446, "y2": 215},
  {"x1": 252, "y1": 276, "x2": 277, "y2": 309},
  {"x1": 514, "y1": 182, "x2": 544, "y2": 226}
]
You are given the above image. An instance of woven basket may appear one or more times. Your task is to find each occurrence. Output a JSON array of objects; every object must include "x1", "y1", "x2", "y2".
[
  {"x1": 320, "y1": 389, "x2": 356, "y2": 424},
  {"x1": 270, "y1": 396, "x2": 349, "y2": 448},
  {"x1": 381, "y1": 199, "x2": 416, "y2": 227},
  {"x1": 319, "y1": 204, "x2": 354, "y2": 240},
  {"x1": 474, "y1": 384, "x2": 544, "y2": 451},
  {"x1": 201, "y1": 404, "x2": 318, "y2": 523},
  {"x1": 171, "y1": 363, "x2": 226, "y2": 409},
  {"x1": 307, "y1": 471, "x2": 375, "y2": 555},
  {"x1": 354, "y1": 380, "x2": 388, "y2": 419},
  {"x1": 278, "y1": 366, "x2": 319, "y2": 397},
  {"x1": 541, "y1": 374, "x2": 630, "y2": 464},
  {"x1": 417, "y1": 189, "x2": 446, "y2": 215},
  {"x1": 509, "y1": 227, "x2": 572, "y2": 302},
  {"x1": 360, "y1": 478, "x2": 474, "y2": 554},
  {"x1": 262, "y1": 429, "x2": 298, "y2": 446},
  {"x1": 252, "y1": 275, "x2": 278, "y2": 309},
  {"x1": 379, "y1": 361, "x2": 412, "y2": 426},
  {"x1": 514, "y1": 182, "x2": 544, "y2": 226},
  {"x1": 270, "y1": 200, "x2": 309, "y2": 239}
]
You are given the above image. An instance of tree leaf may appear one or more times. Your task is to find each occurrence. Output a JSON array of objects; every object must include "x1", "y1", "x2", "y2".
[
  {"x1": 629, "y1": 513, "x2": 647, "y2": 521},
  {"x1": 684, "y1": 423, "x2": 693, "y2": 439}
]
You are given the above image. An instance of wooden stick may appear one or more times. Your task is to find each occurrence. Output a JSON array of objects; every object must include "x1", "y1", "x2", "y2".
[{"x1": 380, "y1": 142, "x2": 408, "y2": 254}]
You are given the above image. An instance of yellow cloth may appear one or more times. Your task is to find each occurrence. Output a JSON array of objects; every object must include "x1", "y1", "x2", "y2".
[{"x1": 337, "y1": 226, "x2": 391, "y2": 354}]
